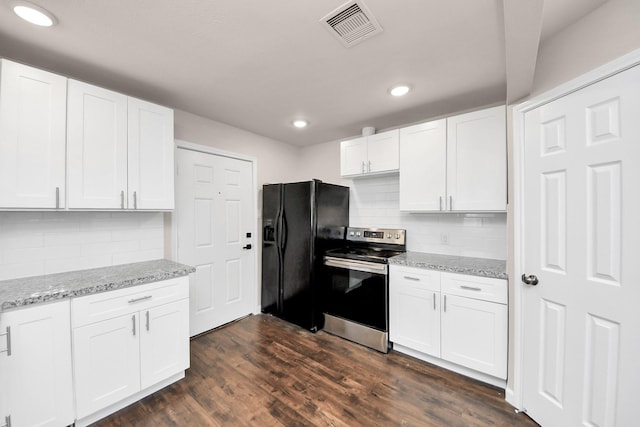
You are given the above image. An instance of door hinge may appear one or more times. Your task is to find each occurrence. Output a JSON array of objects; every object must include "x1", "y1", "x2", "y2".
[
  {"x1": 0, "y1": 326, "x2": 11, "y2": 356},
  {"x1": 1, "y1": 415, "x2": 11, "y2": 427}
]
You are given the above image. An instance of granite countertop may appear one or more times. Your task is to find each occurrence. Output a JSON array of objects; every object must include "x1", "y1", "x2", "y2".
[
  {"x1": 0, "y1": 259, "x2": 195, "y2": 312},
  {"x1": 389, "y1": 252, "x2": 507, "y2": 280}
]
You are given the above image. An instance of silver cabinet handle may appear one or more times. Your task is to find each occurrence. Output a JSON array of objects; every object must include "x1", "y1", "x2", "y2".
[
  {"x1": 404, "y1": 276, "x2": 420, "y2": 281},
  {"x1": 443, "y1": 295, "x2": 447, "y2": 312},
  {"x1": 368, "y1": 160, "x2": 371, "y2": 172},
  {"x1": 133, "y1": 191, "x2": 137, "y2": 209},
  {"x1": 55, "y1": 187, "x2": 60, "y2": 209},
  {"x1": 121, "y1": 190, "x2": 125, "y2": 209},
  {"x1": 132, "y1": 315, "x2": 136, "y2": 336},
  {"x1": 361, "y1": 161, "x2": 365, "y2": 173},
  {"x1": 460, "y1": 285, "x2": 482, "y2": 291},
  {"x1": 433, "y1": 293, "x2": 436, "y2": 310},
  {"x1": 0, "y1": 326, "x2": 11, "y2": 356},
  {"x1": 146, "y1": 310, "x2": 150, "y2": 331},
  {"x1": 439, "y1": 196, "x2": 443, "y2": 211},
  {"x1": 449, "y1": 195, "x2": 453, "y2": 211},
  {"x1": 128, "y1": 295, "x2": 152, "y2": 304}
]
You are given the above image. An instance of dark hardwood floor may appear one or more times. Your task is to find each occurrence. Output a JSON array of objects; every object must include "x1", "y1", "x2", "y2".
[{"x1": 95, "y1": 314, "x2": 538, "y2": 426}]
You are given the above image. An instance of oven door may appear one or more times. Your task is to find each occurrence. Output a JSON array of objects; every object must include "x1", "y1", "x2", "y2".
[{"x1": 323, "y1": 257, "x2": 388, "y2": 331}]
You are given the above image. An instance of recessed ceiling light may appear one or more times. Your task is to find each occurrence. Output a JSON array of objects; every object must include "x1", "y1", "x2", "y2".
[
  {"x1": 12, "y1": 1, "x2": 56, "y2": 27},
  {"x1": 293, "y1": 120, "x2": 308, "y2": 129},
  {"x1": 389, "y1": 85, "x2": 411, "y2": 97}
]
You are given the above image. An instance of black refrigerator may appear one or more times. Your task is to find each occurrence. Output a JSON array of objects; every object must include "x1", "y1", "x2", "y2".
[{"x1": 261, "y1": 180, "x2": 349, "y2": 332}]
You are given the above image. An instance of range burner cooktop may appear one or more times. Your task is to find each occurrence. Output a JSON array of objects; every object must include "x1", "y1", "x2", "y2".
[
  {"x1": 324, "y1": 227, "x2": 406, "y2": 264},
  {"x1": 324, "y1": 246, "x2": 404, "y2": 263}
]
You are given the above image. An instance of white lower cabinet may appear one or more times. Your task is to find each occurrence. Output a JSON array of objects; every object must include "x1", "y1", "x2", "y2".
[
  {"x1": 389, "y1": 268, "x2": 441, "y2": 357},
  {"x1": 390, "y1": 265, "x2": 507, "y2": 384},
  {"x1": 0, "y1": 300, "x2": 74, "y2": 427},
  {"x1": 72, "y1": 277, "x2": 190, "y2": 425}
]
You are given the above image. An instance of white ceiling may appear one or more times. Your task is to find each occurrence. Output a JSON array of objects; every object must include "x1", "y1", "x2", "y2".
[{"x1": 0, "y1": 0, "x2": 608, "y2": 146}]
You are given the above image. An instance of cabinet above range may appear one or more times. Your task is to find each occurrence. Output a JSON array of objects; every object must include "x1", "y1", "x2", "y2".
[
  {"x1": 340, "y1": 129, "x2": 399, "y2": 178},
  {"x1": 0, "y1": 59, "x2": 175, "y2": 211}
]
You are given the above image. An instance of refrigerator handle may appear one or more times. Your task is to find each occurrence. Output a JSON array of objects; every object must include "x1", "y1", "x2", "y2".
[{"x1": 280, "y1": 212, "x2": 288, "y2": 249}]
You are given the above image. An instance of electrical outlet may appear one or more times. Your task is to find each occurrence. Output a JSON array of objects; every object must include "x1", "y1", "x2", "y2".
[{"x1": 440, "y1": 232, "x2": 449, "y2": 245}]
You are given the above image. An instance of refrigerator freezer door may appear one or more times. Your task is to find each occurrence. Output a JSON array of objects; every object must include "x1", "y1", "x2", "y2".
[{"x1": 261, "y1": 184, "x2": 282, "y2": 314}]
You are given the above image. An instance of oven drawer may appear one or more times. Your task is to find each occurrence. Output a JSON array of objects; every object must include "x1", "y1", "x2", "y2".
[
  {"x1": 390, "y1": 265, "x2": 440, "y2": 293},
  {"x1": 441, "y1": 273, "x2": 507, "y2": 304}
]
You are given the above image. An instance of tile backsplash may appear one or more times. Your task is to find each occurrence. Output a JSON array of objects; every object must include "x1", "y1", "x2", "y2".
[
  {"x1": 345, "y1": 175, "x2": 507, "y2": 260},
  {"x1": 0, "y1": 211, "x2": 164, "y2": 281}
]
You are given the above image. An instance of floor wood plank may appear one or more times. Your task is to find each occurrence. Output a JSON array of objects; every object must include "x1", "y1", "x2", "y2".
[{"x1": 94, "y1": 314, "x2": 538, "y2": 426}]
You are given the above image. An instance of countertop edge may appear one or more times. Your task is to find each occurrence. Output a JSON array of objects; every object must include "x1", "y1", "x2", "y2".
[
  {"x1": 389, "y1": 252, "x2": 508, "y2": 280},
  {"x1": 0, "y1": 260, "x2": 195, "y2": 312}
]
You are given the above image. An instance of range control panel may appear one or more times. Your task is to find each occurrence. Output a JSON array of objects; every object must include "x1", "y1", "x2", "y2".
[{"x1": 346, "y1": 227, "x2": 406, "y2": 245}]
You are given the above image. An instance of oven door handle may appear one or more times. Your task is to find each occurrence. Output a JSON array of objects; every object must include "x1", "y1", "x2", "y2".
[{"x1": 324, "y1": 257, "x2": 387, "y2": 274}]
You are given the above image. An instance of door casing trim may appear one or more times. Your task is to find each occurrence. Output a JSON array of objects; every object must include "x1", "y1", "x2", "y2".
[{"x1": 509, "y1": 47, "x2": 640, "y2": 409}]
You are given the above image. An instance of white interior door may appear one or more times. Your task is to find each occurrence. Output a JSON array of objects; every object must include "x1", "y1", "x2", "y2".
[
  {"x1": 521, "y1": 65, "x2": 640, "y2": 426},
  {"x1": 176, "y1": 148, "x2": 255, "y2": 336}
]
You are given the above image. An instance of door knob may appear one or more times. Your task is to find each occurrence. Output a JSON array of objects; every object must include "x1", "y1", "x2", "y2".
[
  {"x1": 242, "y1": 244, "x2": 252, "y2": 250},
  {"x1": 521, "y1": 274, "x2": 539, "y2": 286}
]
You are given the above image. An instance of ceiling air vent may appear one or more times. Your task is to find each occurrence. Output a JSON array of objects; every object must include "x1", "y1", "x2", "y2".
[{"x1": 320, "y1": 1, "x2": 383, "y2": 48}]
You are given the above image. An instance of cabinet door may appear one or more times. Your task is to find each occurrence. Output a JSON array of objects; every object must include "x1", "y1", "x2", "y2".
[
  {"x1": 340, "y1": 137, "x2": 367, "y2": 176},
  {"x1": 446, "y1": 106, "x2": 506, "y2": 211},
  {"x1": 389, "y1": 268, "x2": 441, "y2": 357},
  {"x1": 0, "y1": 60, "x2": 67, "y2": 209},
  {"x1": 399, "y1": 120, "x2": 447, "y2": 211},
  {"x1": 139, "y1": 299, "x2": 190, "y2": 389},
  {"x1": 367, "y1": 129, "x2": 399, "y2": 173},
  {"x1": 73, "y1": 313, "x2": 141, "y2": 418},
  {"x1": 67, "y1": 80, "x2": 128, "y2": 209},
  {"x1": 441, "y1": 294, "x2": 507, "y2": 379},
  {"x1": 128, "y1": 97, "x2": 175, "y2": 210},
  {"x1": 0, "y1": 301, "x2": 74, "y2": 427}
]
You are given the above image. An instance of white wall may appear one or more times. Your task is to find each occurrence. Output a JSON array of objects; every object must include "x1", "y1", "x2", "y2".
[
  {"x1": 0, "y1": 211, "x2": 164, "y2": 280},
  {"x1": 295, "y1": 139, "x2": 342, "y2": 185},
  {"x1": 532, "y1": 0, "x2": 640, "y2": 95}
]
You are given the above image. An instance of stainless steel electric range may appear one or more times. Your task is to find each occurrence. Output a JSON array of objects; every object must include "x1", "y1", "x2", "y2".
[{"x1": 322, "y1": 227, "x2": 406, "y2": 353}]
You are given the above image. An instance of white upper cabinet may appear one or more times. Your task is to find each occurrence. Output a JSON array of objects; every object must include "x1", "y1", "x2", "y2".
[
  {"x1": 67, "y1": 80, "x2": 129, "y2": 209},
  {"x1": 67, "y1": 81, "x2": 175, "y2": 210},
  {"x1": 0, "y1": 60, "x2": 67, "y2": 209},
  {"x1": 399, "y1": 106, "x2": 506, "y2": 212},
  {"x1": 446, "y1": 106, "x2": 506, "y2": 211},
  {"x1": 399, "y1": 119, "x2": 447, "y2": 211},
  {"x1": 340, "y1": 129, "x2": 399, "y2": 177},
  {"x1": 128, "y1": 97, "x2": 175, "y2": 210}
]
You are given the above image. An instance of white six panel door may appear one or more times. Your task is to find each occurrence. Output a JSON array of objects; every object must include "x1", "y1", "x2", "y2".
[
  {"x1": 0, "y1": 60, "x2": 67, "y2": 208},
  {"x1": 522, "y1": 65, "x2": 640, "y2": 426},
  {"x1": 176, "y1": 148, "x2": 255, "y2": 336}
]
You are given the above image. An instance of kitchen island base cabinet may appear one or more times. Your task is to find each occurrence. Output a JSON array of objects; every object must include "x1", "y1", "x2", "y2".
[
  {"x1": 0, "y1": 300, "x2": 74, "y2": 427},
  {"x1": 72, "y1": 277, "x2": 190, "y2": 426},
  {"x1": 389, "y1": 266, "x2": 507, "y2": 387}
]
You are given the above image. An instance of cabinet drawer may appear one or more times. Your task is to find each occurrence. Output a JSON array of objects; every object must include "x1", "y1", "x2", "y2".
[
  {"x1": 390, "y1": 266, "x2": 440, "y2": 292},
  {"x1": 441, "y1": 273, "x2": 507, "y2": 304},
  {"x1": 72, "y1": 276, "x2": 189, "y2": 327}
]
